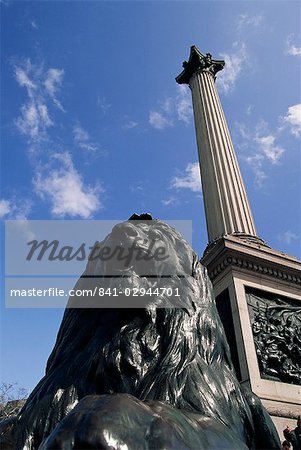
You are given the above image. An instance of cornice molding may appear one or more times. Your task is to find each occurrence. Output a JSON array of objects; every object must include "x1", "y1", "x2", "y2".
[
  {"x1": 265, "y1": 407, "x2": 300, "y2": 420},
  {"x1": 201, "y1": 235, "x2": 301, "y2": 286},
  {"x1": 207, "y1": 254, "x2": 301, "y2": 285}
]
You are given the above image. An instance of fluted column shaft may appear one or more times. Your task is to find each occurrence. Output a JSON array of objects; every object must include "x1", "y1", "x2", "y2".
[{"x1": 189, "y1": 69, "x2": 257, "y2": 242}]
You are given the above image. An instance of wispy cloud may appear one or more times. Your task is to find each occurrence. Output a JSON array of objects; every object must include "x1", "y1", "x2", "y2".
[
  {"x1": 73, "y1": 123, "x2": 90, "y2": 143},
  {"x1": 161, "y1": 197, "x2": 177, "y2": 206},
  {"x1": 44, "y1": 68, "x2": 65, "y2": 111},
  {"x1": 286, "y1": 34, "x2": 301, "y2": 57},
  {"x1": 254, "y1": 135, "x2": 284, "y2": 164},
  {"x1": 149, "y1": 96, "x2": 173, "y2": 129},
  {"x1": 0, "y1": 199, "x2": 11, "y2": 218},
  {"x1": 149, "y1": 85, "x2": 192, "y2": 130},
  {"x1": 246, "y1": 105, "x2": 254, "y2": 115},
  {"x1": 283, "y1": 104, "x2": 301, "y2": 137},
  {"x1": 237, "y1": 13, "x2": 263, "y2": 31},
  {"x1": 149, "y1": 111, "x2": 172, "y2": 130},
  {"x1": 97, "y1": 96, "x2": 111, "y2": 116},
  {"x1": 217, "y1": 42, "x2": 248, "y2": 94},
  {"x1": 278, "y1": 230, "x2": 298, "y2": 245},
  {"x1": 30, "y1": 20, "x2": 38, "y2": 29},
  {"x1": 235, "y1": 120, "x2": 285, "y2": 186},
  {"x1": 0, "y1": 197, "x2": 32, "y2": 219},
  {"x1": 73, "y1": 122, "x2": 99, "y2": 153},
  {"x1": 15, "y1": 65, "x2": 36, "y2": 89},
  {"x1": 33, "y1": 152, "x2": 102, "y2": 218},
  {"x1": 245, "y1": 154, "x2": 267, "y2": 186},
  {"x1": 0, "y1": 199, "x2": 35, "y2": 241},
  {"x1": 122, "y1": 120, "x2": 138, "y2": 130},
  {"x1": 16, "y1": 102, "x2": 52, "y2": 141},
  {"x1": 171, "y1": 162, "x2": 202, "y2": 193},
  {"x1": 176, "y1": 85, "x2": 193, "y2": 124},
  {"x1": 14, "y1": 60, "x2": 64, "y2": 143},
  {"x1": 13, "y1": 58, "x2": 106, "y2": 219},
  {"x1": 129, "y1": 182, "x2": 145, "y2": 194}
]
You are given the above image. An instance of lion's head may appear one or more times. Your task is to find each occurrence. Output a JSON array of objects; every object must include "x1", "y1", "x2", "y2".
[{"x1": 82, "y1": 216, "x2": 197, "y2": 306}]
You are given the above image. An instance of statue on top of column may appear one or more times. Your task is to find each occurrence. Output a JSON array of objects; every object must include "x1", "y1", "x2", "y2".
[{"x1": 176, "y1": 45, "x2": 225, "y2": 84}]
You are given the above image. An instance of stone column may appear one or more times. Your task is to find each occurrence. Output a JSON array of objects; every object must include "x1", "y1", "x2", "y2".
[{"x1": 176, "y1": 46, "x2": 257, "y2": 243}]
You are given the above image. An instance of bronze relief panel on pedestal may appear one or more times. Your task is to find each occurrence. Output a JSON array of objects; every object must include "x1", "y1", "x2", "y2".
[{"x1": 246, "y1": 288, "x2": 301, "y2": 385}]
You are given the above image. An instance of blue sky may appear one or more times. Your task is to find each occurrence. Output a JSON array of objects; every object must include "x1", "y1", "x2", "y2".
[{"x1": 1, "y1": 1, "x2": 300, "y2": 394}]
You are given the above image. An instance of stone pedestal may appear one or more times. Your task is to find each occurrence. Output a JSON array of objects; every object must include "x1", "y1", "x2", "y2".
[{"x1": 202, "y1": 235, "x2": 301, "y2": 438}]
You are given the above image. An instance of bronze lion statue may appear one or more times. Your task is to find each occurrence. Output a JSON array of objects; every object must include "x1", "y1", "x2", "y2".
[{"x1": 0, "y1": 215, "x2": 280, "y2": 449}]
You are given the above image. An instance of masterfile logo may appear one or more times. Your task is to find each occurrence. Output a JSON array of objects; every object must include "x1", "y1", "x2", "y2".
[{"x1": 5, "y1": 219, "x2": 192, "y2": 308}]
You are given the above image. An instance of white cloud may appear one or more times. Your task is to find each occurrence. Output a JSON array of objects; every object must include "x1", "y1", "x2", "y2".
[
  {"x1": 97, "y1": 96, "x2": 111, "y2": 115},
  {"x1": 78, "y1": 142, "x2": 98, "y2": 153},
  {"x1": 73, "y1": 123, "x2": 89, "y2": 142},
  {"x1": 14, "y1": 60, "x2": 64, "y2": 143},
  {"x1": 235, "y1": 122, "x2": 252, "y2": 143},
  {"x1": 0, "y1": 199, "x2": 11, "y2": 218},
  {"x1": 245, "y1": 154, "x2": 267, "y2": 186},
  {"x1": 16, "y1": 102, "x2": 53, "y2": 140},
  {"x1": 286, "y1": 34, "x2": 301, "y2": 57},
  {"x1": 0, "y1": 197, "x2": 32, "y2": 219},
  {"x1": 237, "y1": 13, "x2": 263, "y2": 30},
  {"x1": 149, "y1": 111, "x2": 172, "y2": 130},
  {"x1": 235, "y1": 121, "x2": 286, "y2": 186},
  {"x1": 149, "y1": 85, "x2": 192, "y2": 130},
  {"x1": 283, "y1": 104, "x2": 301, "y2": 137},
  {"x1": 246, "y1": 105, "x2": 254, "y2": 115},
  {"x1": 171, "y1": 162, "x2": 202, "y2": 193},
  {"x1": 38, "y1": 104, "x2": 52, "y2": 125},
  {"x1": 30, "y1": 20, "x2": 38, "y2": 29},
  {"x1": 278, "y1": 230, "x2": 298, "y2": 245},
  {"x1": 73, "y1": 123, "x2": 99, "y2": 153},
  {"x1": 44, "y1": 68, "x2": 65, "y2": 111},
  {"x1": 161, "y1": 98, "x2": 173, "y2": 114},
  {"x1": 33, "y1": 152, "x2": 102, "y2": 218},
  {"x1": 176, "y1": 85, "x2": 193, "y2": 124},
  {"x1": 217, "y1": 42, "x2": 248, "y2": 94},
  {"x1": 254, "y1": 135, "x2": 284, "y2": 164},
  {"x1": 15, "y1": 67, "x2": 36, "y2": 90},
  {"x1": 122, "y1": 120, "x2": 138, "y2": 130},
  {"x1": 129, "y1": 182, "x2": 144, "y2": 193},
  {"x1": 44, "y1": 68, "x2": 64, "y2": 96},
  {"x1": 161, "y1": 197, "x2": 176, "y2": 206}
]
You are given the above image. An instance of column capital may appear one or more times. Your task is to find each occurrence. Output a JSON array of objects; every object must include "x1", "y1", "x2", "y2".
[{"x1": 176, "y1": 45, "x2": 225, "y2": 85}]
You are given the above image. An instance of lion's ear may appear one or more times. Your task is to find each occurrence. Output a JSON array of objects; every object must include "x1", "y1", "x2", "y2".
[
  {"x1": 128, "y1": 213, "x2": 140, "y2": 220},
  {"x1": 192, "y1": 253, "x2": 200, "y2": 277},
  {"x1": 128, "y1": 213, "x2": 153, "y2": 220}
]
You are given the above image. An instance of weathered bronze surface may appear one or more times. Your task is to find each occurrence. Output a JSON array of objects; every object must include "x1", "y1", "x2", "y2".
[{"x1": 0, "y1": 217, "x2": 281, "y2": 449}]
